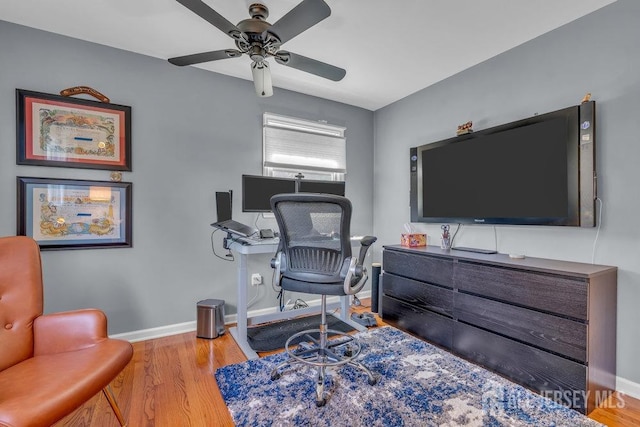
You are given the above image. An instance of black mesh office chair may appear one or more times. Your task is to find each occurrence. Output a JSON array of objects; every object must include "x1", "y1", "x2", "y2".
[{"x1": 269, "y1": 193, "x2": 377, "y2": 406}]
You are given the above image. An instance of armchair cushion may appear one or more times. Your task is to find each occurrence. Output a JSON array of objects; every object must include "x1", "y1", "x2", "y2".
[{"x1": 0, "y1": 339, "x2": 132, "y2": 427}]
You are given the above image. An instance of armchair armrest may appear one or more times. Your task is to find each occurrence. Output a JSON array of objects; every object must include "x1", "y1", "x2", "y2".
[{"x1": 33, "y1": 309, "x2": 108, "y2": 356}]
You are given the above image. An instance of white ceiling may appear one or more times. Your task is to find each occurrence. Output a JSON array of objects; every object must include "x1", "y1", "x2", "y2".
[{"x1": 1, "y1": 0, "x2": 616, "y2": 111}]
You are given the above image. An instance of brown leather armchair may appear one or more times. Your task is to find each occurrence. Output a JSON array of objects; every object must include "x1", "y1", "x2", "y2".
[{"x1": 0, "y1": 236, "x2": 133, "y2": 427}]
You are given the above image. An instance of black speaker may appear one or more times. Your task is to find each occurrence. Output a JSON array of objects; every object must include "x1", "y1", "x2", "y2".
[
  {"x1": 410, "y1": 147, "x2": 418, "y2": 222},
  {"x1": 579, "y1": 100, "x2": 596, "y2": 227},
  {"x1": 371, "y1": 263, "x2": 381, "y2": 313}
]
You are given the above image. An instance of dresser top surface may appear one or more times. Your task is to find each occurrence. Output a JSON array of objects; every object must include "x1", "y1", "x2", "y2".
[{"x1": 383, "y1": 245, "x2": 617, "y2": 278}]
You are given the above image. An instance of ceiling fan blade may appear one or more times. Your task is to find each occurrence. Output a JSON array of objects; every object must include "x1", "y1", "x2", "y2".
[
  {"x1": 176, "y1": 0, "x2": 244, "y2": 40},
  {"x1": 275, "y1": 51, "x2": 345, "y2": 81},
  {"x1": 251, "y1": 61, "x2": 273, "y2": 97},
  {"x1": 168, "y1": 49, "x2": 242, "y2": 66},
  {"x1": 268, "y1": 0, "x2": 331, "y2": 44}
]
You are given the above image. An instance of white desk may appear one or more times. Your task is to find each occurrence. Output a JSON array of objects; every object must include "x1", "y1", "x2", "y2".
[{"x1": 228, "y1": 239, "x2": 364, "y2": 360}]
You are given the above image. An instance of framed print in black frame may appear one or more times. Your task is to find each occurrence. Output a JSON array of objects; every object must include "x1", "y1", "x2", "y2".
[
  {"x1": 16, "y1": 89, "x2": 132, "y2": 170},
  {"x1": 17, "y1": 177, "x2": 132, "y2": 250}
]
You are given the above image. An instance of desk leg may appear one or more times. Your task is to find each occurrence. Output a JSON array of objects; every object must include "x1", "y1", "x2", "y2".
[
  {"x1": 229, "y1": 252, "x2": 259, "y2": 360},
  {"x1": 339, "y1": 295, "x2": 349, "y2": 321},
  {"x1": 236, "y1": 252, "x2": 248, "y2": 341}
]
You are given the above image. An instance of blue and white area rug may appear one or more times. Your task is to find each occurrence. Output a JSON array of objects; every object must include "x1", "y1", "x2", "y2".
[{"x1": 215, "y1": 326, "x2": 603, "y2": 426}]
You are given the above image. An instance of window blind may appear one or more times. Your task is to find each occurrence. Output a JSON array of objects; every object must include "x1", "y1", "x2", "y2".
[{"x1": 263, "y1": 113, "x2": 346, "y2": 174}]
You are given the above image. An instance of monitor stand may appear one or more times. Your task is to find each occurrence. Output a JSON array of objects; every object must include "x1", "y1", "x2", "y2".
[{"x1": 451, "y1": 246, "x2": 497, "y2": 255}]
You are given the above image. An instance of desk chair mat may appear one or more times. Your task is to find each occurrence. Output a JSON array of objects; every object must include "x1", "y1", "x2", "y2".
[{"x1": 246, "y1": 314, "x2": 355, "y2": 352}]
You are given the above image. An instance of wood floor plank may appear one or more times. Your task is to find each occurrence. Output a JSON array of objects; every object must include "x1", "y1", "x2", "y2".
[
  {"x1": 590, "y1": 392, "x2": 640, "y2": 426},
  {"x1": 52, "y1": 300, "x2": 639, "y2": 426}
]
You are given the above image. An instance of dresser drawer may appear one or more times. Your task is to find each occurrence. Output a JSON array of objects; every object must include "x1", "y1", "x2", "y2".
[
  {"x1": 454, "y1": 292, "x2": 587, "y2": 362},
  {"x1": 453, "y1": 322, "x2": 587, "y2": 413},
  {"x1": 382, "y1": 273, "x2": 453, "y2": 317},
  {"x1": 382, "y1": 295, "x2": 453, "y2": 349},
  {"x1": 454, "y1": 261, "x2": 588, "y2": 320},
  {"x1": 383, "y1": 250, "x2": 453, "y2": 288}
]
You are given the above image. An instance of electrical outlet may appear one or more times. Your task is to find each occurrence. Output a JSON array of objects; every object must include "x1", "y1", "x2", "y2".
[{"x1": 251, "y1": 273, "x2": 262, "y2": 286}]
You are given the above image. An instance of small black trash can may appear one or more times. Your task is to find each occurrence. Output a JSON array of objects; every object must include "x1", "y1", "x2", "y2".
[{"x1": 196, "y1": 298, "x2": 225, "y2": 339}]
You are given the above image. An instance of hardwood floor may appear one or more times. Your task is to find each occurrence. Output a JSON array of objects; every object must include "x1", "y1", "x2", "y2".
[
  {"x1": 590, "y1": 392, "x2": 640, "y2": 426},
  {"x1": 54, "y1": 301, "x2": 638, "y2": 426}
]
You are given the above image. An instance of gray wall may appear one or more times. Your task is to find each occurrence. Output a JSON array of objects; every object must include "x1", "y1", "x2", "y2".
[
  {"x1": 374, "y1": 0, "x2": 639, "y2": 389},
  {"x1": 0, "y1": 21, "x2": 374, "y2": 334}
]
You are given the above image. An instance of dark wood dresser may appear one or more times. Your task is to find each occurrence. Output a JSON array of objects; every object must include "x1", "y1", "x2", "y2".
[{"x1": 380, "y1": 244, "x2": 617, "y2": 414}]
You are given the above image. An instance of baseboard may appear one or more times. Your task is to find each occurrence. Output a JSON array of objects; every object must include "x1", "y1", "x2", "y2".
[
  {"x1": 617, "y1": 376, "x2": 640, "y2": 400},
  {"x1": 112, "y1": 291, "x2": 371, "y2": 343},
  {"x1": 112, "y1": 320, "x2": 198, "y2": 343}
]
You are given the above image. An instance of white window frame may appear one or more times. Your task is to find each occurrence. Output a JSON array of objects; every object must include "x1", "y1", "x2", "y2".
[{"x1": 263, "y1": 113, "x2": 346, "y2": 182}]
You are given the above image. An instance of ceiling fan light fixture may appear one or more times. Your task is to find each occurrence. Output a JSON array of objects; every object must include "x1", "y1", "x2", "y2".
[
  {"x1": 251, "y1": 60, "x2": 273, "y2": 97},
  {"x1": 249, "y1": 45, "x2": 265, "y2": 62}
]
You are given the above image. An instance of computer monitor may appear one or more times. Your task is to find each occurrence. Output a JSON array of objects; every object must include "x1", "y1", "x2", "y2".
[
  {"x1": 297, "y1": 179, "x2": 345, "y2": 196},
  {"x1": 215, "y1": 191, "x2": 232, "y2": 222},
  {"x1": 242, "y1": 175, "x2": 296, "y2": 212}
]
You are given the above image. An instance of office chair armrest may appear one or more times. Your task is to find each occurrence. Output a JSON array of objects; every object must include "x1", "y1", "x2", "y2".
[
  {"x1": 271, "y1": 252, "x2": 284, "y2": 287},
  {"x1": 343, "y1": 257, "x2": 363, "y2": 295},
  {"x1": 357, "y1": 235, "x2": 377, "y2": 266},
  {"x1": 359, "y1": 236, "x2": 377, "y2": 247},
  {"x1": 343, "y1": 235, "x2": 377, "y2": 295}
]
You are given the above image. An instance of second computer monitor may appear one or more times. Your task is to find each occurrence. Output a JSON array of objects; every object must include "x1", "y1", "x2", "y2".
[
  {"x1": 242, "y1": 175, "x2": 297, "y2": 212},
  {"x1": 297, "y1": 179, "x2": 345, "y2": 196}
]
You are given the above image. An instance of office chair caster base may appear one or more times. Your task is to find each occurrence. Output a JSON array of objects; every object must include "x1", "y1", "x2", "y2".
[
  {"x1": 270, "y1": 328, "x2": 379, "y2": 406},
  {"x1": 345, "y1": 359, "x2": 377, "y2": 386},
  {"x1": 284, "y1": 328, "x2": 362, "y2": 367},
  {"x1": 270, "y1": 329, "x2": 357, "y2": 385}
]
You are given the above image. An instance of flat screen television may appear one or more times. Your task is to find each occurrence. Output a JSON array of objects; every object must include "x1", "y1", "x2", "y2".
[
  {"x1": 410, "y1": 101, "x2": 596, "y2": 227},
  {"x1": 297, "y1": 179, "x2": 345, "y2": 196},
  {"x1": 242, "y1": 175, "x2": 296, "y2": 212}
]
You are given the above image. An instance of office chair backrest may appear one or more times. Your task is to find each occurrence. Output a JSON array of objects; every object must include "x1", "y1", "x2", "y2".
[{"x1": 271, "y1": 193, "x2": 352, "y2": 283}]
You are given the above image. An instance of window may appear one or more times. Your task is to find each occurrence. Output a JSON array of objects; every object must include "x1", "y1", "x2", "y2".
[{"x1": 263, "y1": 113, "x2": 346, "y2": 181}]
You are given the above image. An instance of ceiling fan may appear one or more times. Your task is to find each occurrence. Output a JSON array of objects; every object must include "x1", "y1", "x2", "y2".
[{"x1": 169, "y1": 0, "x2": 346, "y2": 97}]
